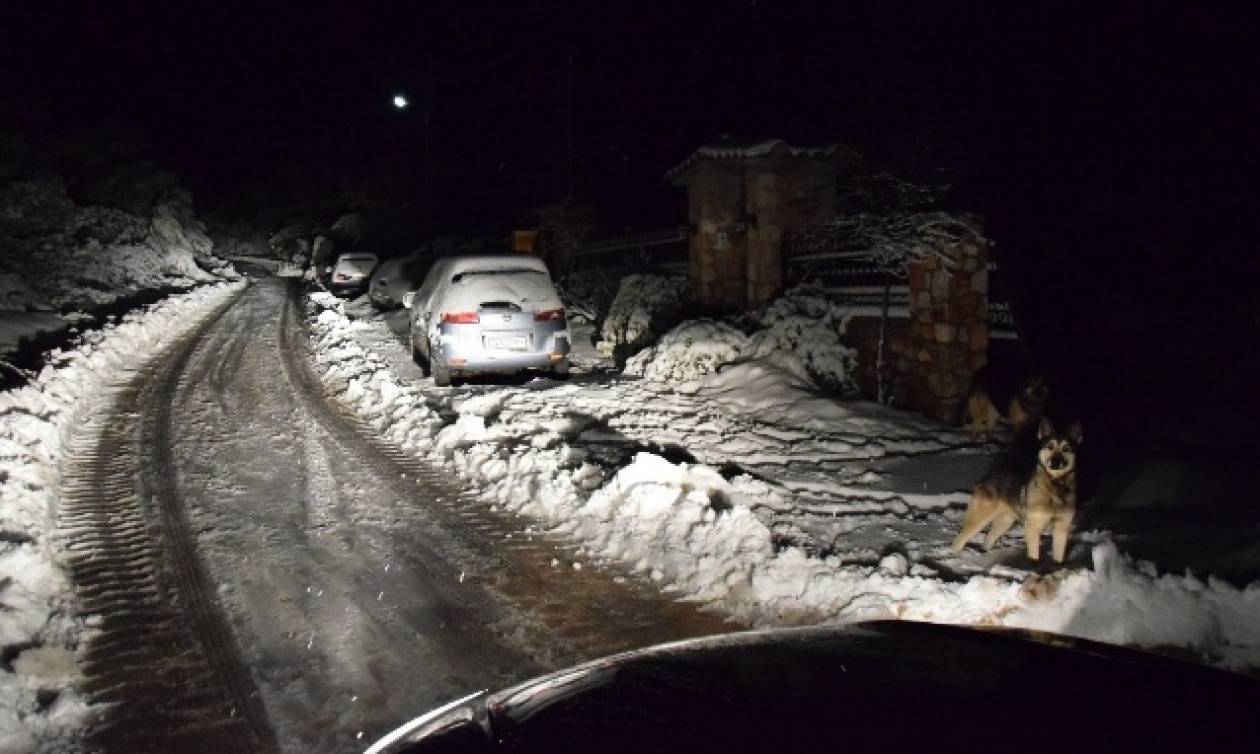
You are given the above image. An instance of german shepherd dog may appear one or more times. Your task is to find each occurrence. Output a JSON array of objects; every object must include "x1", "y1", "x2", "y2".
[
  {"x1": 964, "y1": 369, "x2": 1049, "y2": 442},
  {"x1": 951, "y1": 417, "x2": 1082, "y2": 562}
]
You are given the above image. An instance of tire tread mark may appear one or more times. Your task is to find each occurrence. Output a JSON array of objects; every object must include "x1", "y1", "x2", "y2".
[
  {"x1": 60, "y1": 285, "x2": 278, "y2": 753},
  {"x1": 141, "y1": 285, "x2": 278, "y2": 752}
]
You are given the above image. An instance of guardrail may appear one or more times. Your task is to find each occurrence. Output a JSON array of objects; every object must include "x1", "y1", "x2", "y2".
[{"x1": 571, "y1": 227, "x2": 689, "y2": 272}]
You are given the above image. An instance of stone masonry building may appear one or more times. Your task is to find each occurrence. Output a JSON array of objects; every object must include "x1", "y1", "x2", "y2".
[{"x1": 666, "y1": 138, "x2": 860, "y2": 311}]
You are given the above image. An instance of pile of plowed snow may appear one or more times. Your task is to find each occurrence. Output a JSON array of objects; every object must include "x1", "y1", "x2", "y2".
[{"x1": 0, "y1": 282, "x2": 243, "y2": 752}]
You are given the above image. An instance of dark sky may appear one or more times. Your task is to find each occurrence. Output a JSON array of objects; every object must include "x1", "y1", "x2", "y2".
[
  {"x1": 2, "y1": 2, "x2": 1254, "y2": 404},
  {"x1": 5, "y1": 3, "x2": 1246, "y2": 225}
]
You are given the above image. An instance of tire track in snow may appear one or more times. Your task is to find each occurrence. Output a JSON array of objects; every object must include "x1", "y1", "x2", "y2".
[{"x1": 60, "y1": 285, "x2": 277, "y2": 754}]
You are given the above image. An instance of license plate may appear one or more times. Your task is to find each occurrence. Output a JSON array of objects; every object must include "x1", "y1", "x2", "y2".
[{"x1": 488, "y1": 335, "x2": 528, "y2": 350}]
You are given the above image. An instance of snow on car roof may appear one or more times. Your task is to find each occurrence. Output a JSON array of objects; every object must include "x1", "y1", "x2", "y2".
[
  {"x1": 441, "y1": 254, "x2": 550, "y2": 277},
  {"x1": 337, "y1": 253, "x2": 379, "y2": 261}
]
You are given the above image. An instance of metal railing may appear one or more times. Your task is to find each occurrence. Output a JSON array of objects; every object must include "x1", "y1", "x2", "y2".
[
  {"x1": 570, "y1": 227, "x2": 689, "y2": 273},
  {"x1": 569, "y1": 226, "x2": 1019, "y2": 338}
]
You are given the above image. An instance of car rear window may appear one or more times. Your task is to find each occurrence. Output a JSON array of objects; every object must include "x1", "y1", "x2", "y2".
[
  {"x1": 450, "y1": 268, "x2": 545, "y2": 283},
  {"x1": 440, "y1": 269, "x2": 561, "y2": 311},
  {"x1": 336, "y1": 257, "x2": 377, "y2": 275}
]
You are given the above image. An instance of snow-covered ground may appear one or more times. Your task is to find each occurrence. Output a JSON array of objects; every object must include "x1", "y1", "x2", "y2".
[
  {"x1": 307, "y1": 292, "x2": 1260, "y2": 673},
  {"x1": 0, "y1": 282, "x2": 243, "y2": 753}
]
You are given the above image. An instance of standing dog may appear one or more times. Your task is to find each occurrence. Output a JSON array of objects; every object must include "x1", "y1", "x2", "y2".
[
  {"x1": 964, "y1": 370, "x2": 1049, "y2": 442},
  {"x1": 951, "y1": 416, "x2": 1082, "y2": 562}
]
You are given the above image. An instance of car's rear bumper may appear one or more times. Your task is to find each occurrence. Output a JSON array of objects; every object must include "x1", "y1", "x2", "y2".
[
  {"x1": 443, "y1": 352, "x2": 567, "y2": 372},
  {"x1": 434, "y1": 325, "x2": 570, "y2": 372},
  {"x1": 329, "y1": 280, "x2": 369, "y2": 294}
]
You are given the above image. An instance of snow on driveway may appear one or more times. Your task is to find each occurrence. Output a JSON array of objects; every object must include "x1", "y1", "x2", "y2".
[{"x1": 308, "y1": 294, "x2": 1260, "y2": 671}]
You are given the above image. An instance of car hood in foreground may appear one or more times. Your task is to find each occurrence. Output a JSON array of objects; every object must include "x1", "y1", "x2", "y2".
[{"x1": 368, "y1": 621, "x2": 1260, "y2": 754}]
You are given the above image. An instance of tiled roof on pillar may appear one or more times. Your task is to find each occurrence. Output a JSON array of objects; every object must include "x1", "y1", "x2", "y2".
[{"x1": 665, "y1": 137, "x2": 857, "y2": 182}]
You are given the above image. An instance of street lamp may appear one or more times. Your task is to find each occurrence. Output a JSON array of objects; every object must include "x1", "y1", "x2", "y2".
[{"x1": 389, "y1": 91, "x2": 432, "y2": 236}]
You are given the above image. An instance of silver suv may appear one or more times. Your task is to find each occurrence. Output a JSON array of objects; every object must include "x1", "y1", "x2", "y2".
[{"x1": 403, "y1": 255, "x2": 570, "y2": 386}]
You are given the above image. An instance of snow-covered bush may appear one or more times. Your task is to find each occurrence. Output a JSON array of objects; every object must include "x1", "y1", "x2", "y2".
[
  {"x1": 743, "y1": 286, "x2": 858, "y2": 394},
  {"x1": 793, "y1": 170, "x2": 988, "y2": 279},
  {"x1": 626, "y1": 286, "x2": 859, "y2": 394},
  {"x1": 596, "y1": 274, "x2": 688, "y2": 358},
  {"x1": 624, "y1": 319, "x2": 748, "y2": 383}
]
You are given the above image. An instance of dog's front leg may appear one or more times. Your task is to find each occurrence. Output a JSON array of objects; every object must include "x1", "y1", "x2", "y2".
[
  {"x1": 983, "y1": 509, "x2": 1017, "y2": 550},
  {"x1": 1051, "y1": 511, "x2": 1074, "y2": 563},
  {"x1": 1023, "y1": 509, "x2": 1051, "y2": 560}
]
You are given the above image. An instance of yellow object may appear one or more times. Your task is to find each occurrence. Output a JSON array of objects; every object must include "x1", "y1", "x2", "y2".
[{"x1": 513, "y1": 230, "x2": 539, "y2": 253}]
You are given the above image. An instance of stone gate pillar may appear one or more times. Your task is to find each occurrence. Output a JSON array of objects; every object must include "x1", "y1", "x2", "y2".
[
  {"x1": 903, "y1": 239, "x2": 989, "y2": 422},
  {"x1": 686, "y1": 164, "x2": 747, "y2": 310}
]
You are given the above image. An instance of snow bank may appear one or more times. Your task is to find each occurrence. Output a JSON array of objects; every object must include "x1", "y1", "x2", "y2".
[
  {"x1": 681, "y1": 352, "x2": 824, "y2": 418},
  {"x1": 0, "y1": 281, "x2": 243, "y2": 751},
  {"x1": 596, "y1": 274, "x2": 688, "y2": 358},
  {"x1": 308, "y1": 293, "x2": 446, "y2": 452},
  {"x1": 560, "y1": 454, "x2": 772, "y2": 598},
  {"x1": 305, "y1": 294, "x2": 1260, "y2": 671}
]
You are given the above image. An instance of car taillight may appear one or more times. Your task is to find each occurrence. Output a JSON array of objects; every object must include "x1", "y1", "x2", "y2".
[
  {"x1": 441, "y1": 311, "x2": 480, "y2": 324},
  {"x1": 534, "y1": 308, "x2": 565, "y2": 322},
  {"x1": 335, "y1": 273, "x2": 350, "y2": 281}
]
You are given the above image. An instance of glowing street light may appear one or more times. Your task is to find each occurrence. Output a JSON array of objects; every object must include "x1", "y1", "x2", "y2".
[{"x1": 392, "y1": 94, "x2": 409, "y2": 109}]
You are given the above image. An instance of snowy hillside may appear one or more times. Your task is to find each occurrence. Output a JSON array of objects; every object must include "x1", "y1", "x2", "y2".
[{"x1": 0, "y1": 133, "x2": 235, "y2": 360}]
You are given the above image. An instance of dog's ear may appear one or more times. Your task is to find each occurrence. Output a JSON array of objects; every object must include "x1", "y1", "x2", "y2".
[
  {"x1": 1067, "y1": 420, "x2": 1083, "y2": 445},
  {"x1": 1037, "y1": 416, "x2": 1054, "y2": 440}
]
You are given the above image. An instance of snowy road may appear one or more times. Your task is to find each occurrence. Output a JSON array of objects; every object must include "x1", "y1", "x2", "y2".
[{"x1": 64, "y1": 279, "x2": 728, "y2": 753}]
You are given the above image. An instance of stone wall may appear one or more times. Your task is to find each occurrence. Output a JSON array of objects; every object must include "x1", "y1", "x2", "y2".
[
  {"x1": 678, "y1": 147, "x2": 843, "y2": 312},
  {"x1": 687, "y1": 163, "x2": 748, "y2": 311},
  {"x1": 891, "y1": 240, "x2": 989, "y2": 422},
  {"x1": 743, "y1": 160, "x2": 838, "y2": 306}
]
